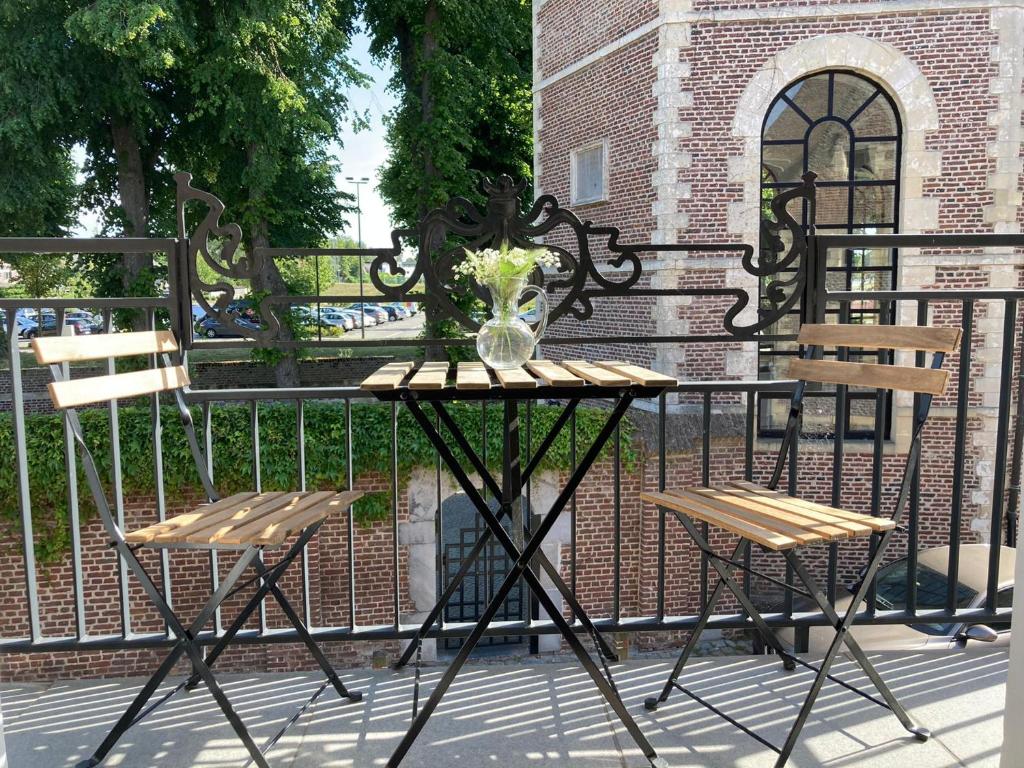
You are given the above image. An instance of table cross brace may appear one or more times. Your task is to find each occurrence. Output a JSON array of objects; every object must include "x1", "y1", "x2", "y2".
[{"x1": 388, "y1": 394, "x2": 666, "y2": 768}]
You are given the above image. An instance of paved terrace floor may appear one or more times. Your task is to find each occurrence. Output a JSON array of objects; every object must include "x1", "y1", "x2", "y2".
[{"x1": 1, "y1": 650, "x2": 1007, "y2": 767}]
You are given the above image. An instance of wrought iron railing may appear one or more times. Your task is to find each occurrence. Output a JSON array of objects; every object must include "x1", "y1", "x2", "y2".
[{"x1": 0, "y1": 177, "x2": 1019, "y2": 655}]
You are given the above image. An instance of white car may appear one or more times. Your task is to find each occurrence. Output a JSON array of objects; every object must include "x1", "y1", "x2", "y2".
[{"x1": 784, "y1": 544, "x2": 1014, "y2": 653}]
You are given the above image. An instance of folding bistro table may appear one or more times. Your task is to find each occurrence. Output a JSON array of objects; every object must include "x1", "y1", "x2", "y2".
[{"x1": 361, "y1": 358, "x2": 676, "y2": 767}]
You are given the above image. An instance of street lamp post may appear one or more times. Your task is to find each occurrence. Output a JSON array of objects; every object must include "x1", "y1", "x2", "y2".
[
  {"x1": 346, "y1": 176, "x2": 371, "y2": 339},
  {"x1": 345, "y1": 176, "x2": 370, "y2": 247}
]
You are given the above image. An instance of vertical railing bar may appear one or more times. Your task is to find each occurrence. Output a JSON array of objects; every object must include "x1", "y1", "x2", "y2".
[
  {"x1": 103, "y1": 309, "x2": 131, "y2": 640},
  {"x1": 947, "y1": 300, "x2": 974, "y2": 609},
  {"x1": 867, "y1": 300, "x2": 893, "y2": 614},
  {"x1": 986, "y1": 298, "x2": 1017, "y2": 611},
  {"x1": 784, "y1": 386, "x2": 798, "y2": 619},
  {"x1": 526, "y1": 399, "x2": 536, "y2": 630},
  {"x1": 700, "y1": 392, "x2": 711, "y2": 610},
  {"x1": 570, "y1": 408, "x2": 578, "y2": 605},
  {"x1": 744, "y1": 390, "x2": 755, "y2": 605},
  {"x1": 148, "y1": 310, "x2": 172, "y2": 628},
  {"x1": 250, "y1": 399, "x2": 266, "y2": 633},
  {"x1": 62, "y1": 343, "x2": 86, "y2": 640},
  {"x1": 829, "y1": 301, "x2": 851, "y2": 606},
  {"x1": 1006, "y1": 303, "x2": 1024, "y2": 548},
  {"x1": 435, "y1": 407, "x2": 444, "y2": 634},
  {"x1": 345, "y1": 399, "x2": 356, "y2": 631},
  {"x1": 297, "y1": 398, "x2": 312, "y2": 628},
  {"x1": 203, "y1": 401, "x2": 222, "y2": 634},
  {"x1": 391, "y1": 401, "x2": 400, "y2": 630},
  {"x1": 657, "y1": 392, "x2": 666, "y2": 621},
  {"x1": 613, "y1": 419, "x2": 621, "y2": 625},
  {"x1": 907, "y1": 300, "x2": 928, "y2": 615},
  {"x1": 7, "y1": 311, "x2": 41, "y2": 642}
]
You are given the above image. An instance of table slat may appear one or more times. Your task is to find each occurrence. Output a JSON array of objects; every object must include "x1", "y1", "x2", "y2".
[
  {"x1": 360, "y1": 362, "x2": 415, "y2": 391},
  {"x1": 408, "y1": 362, "x2": 449, "y2": 390},
  {"x1": 562, "y1": 360, "x2": 630, "y2": 387},
  {"x1": 456, "y1": 362, "x2": 492, "y2": 390},
  {"x1": 526, "y1": 360, "x2": 585, "y2": 386},
  {"x1": 494, "y1": 367, "x2": 538, "y2": 389},
  {"x1": 596, "y1": 361, "x2": 676, "y2": 386}
]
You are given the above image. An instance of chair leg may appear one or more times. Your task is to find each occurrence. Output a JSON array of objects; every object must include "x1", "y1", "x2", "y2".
[
  {"x1": 83, "y1": 545, "x2": 267, "y2": 768},
  {"x1": 257, "y1": 559, "x2": 362, "y2": 702},
  {"x1": 644, "y1": 537, "x2": 746, "y2": 711},
  {"x1": 784, "y1": 551, "x2": 929, "y2": 742}
]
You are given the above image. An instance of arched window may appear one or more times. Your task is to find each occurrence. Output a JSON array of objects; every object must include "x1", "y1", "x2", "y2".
[{"x1": 760, "y1": 71, "x2": 902, "y2": 435}]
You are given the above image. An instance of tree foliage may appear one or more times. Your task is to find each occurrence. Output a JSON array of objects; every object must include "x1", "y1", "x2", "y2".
[
  {"x1": 360, "y1": 0, "x2": 533, "y2": 227},
  {"x1": 358, "y1": 1, "x2": 533, "y2": 346}
]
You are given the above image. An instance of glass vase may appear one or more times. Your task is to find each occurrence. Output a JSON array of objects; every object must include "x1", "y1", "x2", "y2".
[{"x1": 476, "y1": 276, "x2": 549, "y2": 370}]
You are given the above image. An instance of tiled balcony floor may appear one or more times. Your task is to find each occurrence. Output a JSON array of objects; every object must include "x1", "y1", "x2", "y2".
[{"x1": 1, "y1": 650, "x2": 1007, "y2": 767}]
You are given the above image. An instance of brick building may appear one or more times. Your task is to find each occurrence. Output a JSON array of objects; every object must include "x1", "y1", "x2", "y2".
[{"x1": 533, "y1": 1, "x2": 1023, "y2": 552}]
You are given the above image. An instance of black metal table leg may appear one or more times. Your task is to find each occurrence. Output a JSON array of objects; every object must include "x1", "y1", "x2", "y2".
[
  {"x1": 388, "y1": 395, "x2": 666, "y2": 768},
  {"x1": 394, "y1": 398, "x2": 617, "y2": 669}
]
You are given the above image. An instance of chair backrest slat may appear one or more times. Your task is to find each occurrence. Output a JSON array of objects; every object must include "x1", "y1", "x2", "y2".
[
  {"x1": 796, "y1": 324, "x2": 961, "y2": 353},
  {"x1": 48, "y1": 365, "x2": 190, "y2": 409},
  {"x1": 32, "y1": 330, "x2": 178, "y2": 365},
  {"x1": 789, "y1": 358, "x2": 948, "y2": 396}
]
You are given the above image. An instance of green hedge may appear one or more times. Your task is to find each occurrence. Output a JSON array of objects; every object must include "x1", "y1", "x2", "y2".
[{"x1": 0, "y1": 401, "x2": 635, "y2": 564}]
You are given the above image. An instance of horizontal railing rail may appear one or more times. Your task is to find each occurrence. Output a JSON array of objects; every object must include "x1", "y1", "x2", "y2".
[{"x1": 0, "y1": 230, "x2": 1020, "y2": 658}]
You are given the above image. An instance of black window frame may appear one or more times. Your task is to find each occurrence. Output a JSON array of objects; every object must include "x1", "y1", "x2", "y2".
[{"x1": 758, "y1": 70, "x2": 903, "y2": 439}]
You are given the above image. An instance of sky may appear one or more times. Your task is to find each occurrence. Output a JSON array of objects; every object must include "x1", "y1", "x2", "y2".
[{"x1": 75, "y1": 29, "x2": 397, "y2": 244}]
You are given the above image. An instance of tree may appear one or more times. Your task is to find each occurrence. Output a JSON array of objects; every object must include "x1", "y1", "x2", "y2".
[
  {"x1": 4, "y1": 256, "x2": 71, "y2": 298},
  {"x1": 359, "y1": 0, "x2": 533, "y2": 342},
  {"x1": 0, "y1": 1, "x2": 366, "y2": 384},
  {"x1": 170, "y1": 1, "x2": 365, "y2": 385}
]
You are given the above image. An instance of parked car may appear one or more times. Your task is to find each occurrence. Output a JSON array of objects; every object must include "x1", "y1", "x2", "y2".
[
  {"x1": 351, "y1": 303, "x2": 389, "y2": 324},
  {"x1": 776, "y1": 544, "x2": 1014, "y2": 652},
  {"x1": 381, "y1": 303, "x2": 409, "y2": 320},
  {"x1": 64, "y1": 317, "x2": 102, "y2": 335},
  {"x1": 195, "y1": 316, "x2": 262, "y2": 338},
  {"x1": 318, "y1": 309, "x2": 353, "y2": 332}
]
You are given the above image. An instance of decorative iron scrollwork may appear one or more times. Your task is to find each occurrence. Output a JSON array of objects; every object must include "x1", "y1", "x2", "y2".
[
  {"x1": 174, "y1": 170, "x2": 815, "y2": 345},
  {"x1": 367, "y1": 174, "x2": 643, "y2": 331},
  {"x1": 723, "y1": 172, "x2": 817, "y2": 335},
  {"x1": 174, "y1": 172, "x2": 281, "y2": 342}
]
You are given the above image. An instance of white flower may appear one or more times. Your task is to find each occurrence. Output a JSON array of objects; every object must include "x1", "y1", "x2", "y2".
[{"x1": 453, "y1": 245, "x2": 559, "y2": 284}]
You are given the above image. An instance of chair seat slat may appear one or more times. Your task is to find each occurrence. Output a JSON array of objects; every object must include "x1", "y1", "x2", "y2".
[
  {"x1": 692, "y1": 488, "x2": 852, "y2": 540},
  {"x1": 667, "y1": 488, "x2": 824, "y2": 545},
  {"x1": 641, "y1": 490, "x2": 798, "y2": 551},
  {"x1": 726, "y1": 481, "x2": 894, "y2": 532}
]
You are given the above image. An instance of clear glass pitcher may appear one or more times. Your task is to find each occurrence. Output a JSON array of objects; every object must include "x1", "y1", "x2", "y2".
[{"x1": 476, "y1": 276, "x2": 549, "y2": 369}]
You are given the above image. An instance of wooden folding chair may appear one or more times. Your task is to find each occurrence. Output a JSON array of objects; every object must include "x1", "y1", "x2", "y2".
[
  {"x1": 641, "y1": 323, "x2": 961, "y2": 767},
  {"x1": 33, "y1": 331, "x2": 363, "y2": 768}
]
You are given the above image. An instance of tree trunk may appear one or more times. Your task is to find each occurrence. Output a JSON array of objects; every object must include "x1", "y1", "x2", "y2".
[
  {"x1": 111, "y1": 115, "x2": 152, "y2": 330},
  {"x1": 246, "y1": 144, "x2": 301, "y2": 388},
  {"x1": 415, "y1": 0, "x2": 447, "y2": 357}
]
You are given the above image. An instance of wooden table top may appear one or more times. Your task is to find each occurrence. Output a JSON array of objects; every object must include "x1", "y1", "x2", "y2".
[{"x1": 360, "y1": 359, "x2": 677, "y2": 398}]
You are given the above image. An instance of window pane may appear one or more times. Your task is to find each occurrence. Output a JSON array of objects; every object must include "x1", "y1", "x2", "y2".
[
  {"x1": 832, "y1": 73, "x2": 880, "y2": 120},
  {"x1": 576, "y1": 146, "x2": 603, "y2": 203},
  {"x1": 852, "y1": 94, "x2": 899, "y2": 136},
  {"x1": 854, "y1": 141, "x2": 898, "y2": 181},
  {"x1": 815, "y1": 186, "x2": 850, "y2": 226},
  {"x1": 807, "y1": 121, "x2": 851, "y2": 181},
  {"x1": 785, "y1": 74, "x2": 830, "y2": 122},
  {"x1": 853, "y1": 185, "x2": 895, "y2": 226},
  {"x1": 763, "y1": 143, "x2": 804, "y2": 182}
]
